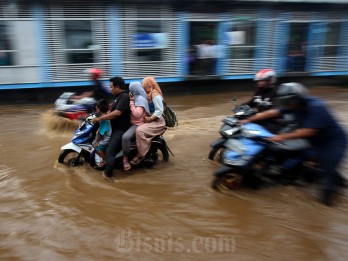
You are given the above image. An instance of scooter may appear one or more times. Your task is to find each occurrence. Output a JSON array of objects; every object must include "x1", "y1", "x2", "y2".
[
  {"x1": 54, "y1": 92, "x2": 97, "y2": 121},
  {"x1": 211, "y1": 122, "x2": 317, "y2": 191},
  {"x1": 208, "y1": 104, "x2": 256, "y2": 161},
  {"x1": 208, "y1": 103, "x2": 296, "y2": 162},
  {"x1": 58, "y1": 112, "x2": 172, "y2": 169}
]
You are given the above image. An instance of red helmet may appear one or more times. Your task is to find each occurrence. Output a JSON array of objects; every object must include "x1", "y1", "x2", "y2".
[
  {"x1": 84, "y1": 68, "x2": 103, "y2": 79},
  {"x1": 254, "y1": 69, "x2": 277, "y2": 84}
]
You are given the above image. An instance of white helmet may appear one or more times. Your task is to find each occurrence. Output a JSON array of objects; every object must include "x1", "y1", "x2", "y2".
[{"x1": 254, "y1": 69, "x2": 277, "y2": 84}]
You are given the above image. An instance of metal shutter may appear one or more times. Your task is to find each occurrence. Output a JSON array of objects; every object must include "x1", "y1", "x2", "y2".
[
  {"x1": 254, "y1": 10, "x2": 276, "y2": 72},
  {"x1": 272, "y1": 12, "x2": 290, "y2": 74},
  {"x1": 42, "y1": 1, "x2": 111, "y2": 82},
  {"x1": 318, "y1": 12, "x2": 346, "y2": 72},
  {"x1": 0, "y1": 0, "x2": 31, "y2": 19},
  {"x1": 225, "y1": 9, "x2": 258, "y2": 76},
  {"x1": 337, "y1": 20, "x2": 348, "y2": 71},
  {"x1": 119, "y1": 4, "x2": 179, "y2": 79}
]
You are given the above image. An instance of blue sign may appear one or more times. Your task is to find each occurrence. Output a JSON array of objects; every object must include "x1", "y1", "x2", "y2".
[{"x1": 131, "y1": 33, "x2": 167, "y2": 49}]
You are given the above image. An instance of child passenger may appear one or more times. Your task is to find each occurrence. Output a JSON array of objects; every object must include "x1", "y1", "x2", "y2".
[
  {"x1": 93, "y1": 99, "x2": 112, "y2": 168},
  {"x1": 122, "y1": 82, "x2": 150, "y2": 171}
]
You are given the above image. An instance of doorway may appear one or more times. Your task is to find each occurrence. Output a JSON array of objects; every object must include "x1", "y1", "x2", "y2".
[
  {"x1": 188, "y1": 21, "x2": 218, "y2": 75},
  {"x1": 286, "y1": 22, "x2": 309, "y2": 72}
]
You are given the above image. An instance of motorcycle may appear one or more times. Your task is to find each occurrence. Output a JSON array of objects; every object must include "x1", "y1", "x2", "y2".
[
  {"x1": 54, "y1": 92, "x2": 97, "y2": 121},
  {"x1": 211, "y1": 122, "x2": 319, "y2": 191},
  {"x1": 208, "y1": 104, "x2": 256, "y2": 161},
  {"x1": 57, "y1": 112, "x2": 172, "y2": 170}
]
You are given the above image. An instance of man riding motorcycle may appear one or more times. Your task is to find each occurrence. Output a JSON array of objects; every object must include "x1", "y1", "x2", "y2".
[
  {"x1": 54, "y1": 68, "x2": 111, "y2": 121},
  {"x1": 72, "y1": 68, "x2": 111, "y2": 103},
  {"x1": 241, "y1": 69, "x2": 284, "y2": 133},
  {"x1": 240, "y1": 82, "x2": 347, "y2": 206},
  {"x1": 242, "y1": 68, "x2": 277, "y2": 112}
]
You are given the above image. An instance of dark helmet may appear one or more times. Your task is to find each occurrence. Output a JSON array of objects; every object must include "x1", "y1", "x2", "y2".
[
  {"x1": 275, "y1": 82, "x2": 308, "y2": 106},
  {"x1": 254, "y1": 69, "x2": 277, "y2": 84}
]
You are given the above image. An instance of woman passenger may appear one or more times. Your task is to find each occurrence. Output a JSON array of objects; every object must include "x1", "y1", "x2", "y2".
[
  {"x1": 122, "y1": 82, "x2": 150, "y2": 171},
  {"x1": 130, "y1": 77, "x2": 166, "y2": 165}
]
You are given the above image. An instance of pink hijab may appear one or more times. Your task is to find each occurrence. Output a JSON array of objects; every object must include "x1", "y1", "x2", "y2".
[{"x1": 142, "y1": 77, "x2": 163, "y2": 102}]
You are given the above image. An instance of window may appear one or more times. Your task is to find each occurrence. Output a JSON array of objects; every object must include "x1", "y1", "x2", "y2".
[
  {"x1": 322, "y1": 22, "x2": 341, "y2": 57},
  {"x1": 132, "y1": 20, "x2": 164, "y2": 62},
  {"x1": 227, "y1": 19, "x2": 256, "y2": 59},
  {"x1": 0, "y1": 21, "x2": 15, "y2": 66},
  {"x1": 64, "y1": 20, "x2": 94, "y2": 63},
  {"x1": 286, "y1": 23, "x2": 308, "y2": 72},
  {"x1": 188, "y1": 21, "x2": 218, "y2": 75}
]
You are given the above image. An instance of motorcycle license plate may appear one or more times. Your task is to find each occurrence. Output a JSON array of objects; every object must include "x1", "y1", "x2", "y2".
[{"x1": 224, "y1": 139, "x2": 246, "y2": 154}]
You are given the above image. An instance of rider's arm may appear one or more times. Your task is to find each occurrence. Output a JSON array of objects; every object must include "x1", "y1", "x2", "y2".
[
  {"x1": 71, "y1": 91, "x2": 93, "y2": 101},
  {"x1": 152, "y1": 95, "x2": 164, "y2": 118},
  {"x1": 95, "y1": 109, "x2": 121, "y2": 122},
  {"x1": 145, "y1": 95, "x2": 164, "y2": 122},
  {"x1": 269, "y1": 128, "x2": 318, "y2": 143},
  {"x1": 93, "y1": 92, "x2": 129, "y2": 123},
  {"x1": 269, "y1": 100, "x2": 324, "y2": 142},
  {"x1": 79, "y1": 91, "x2": 93, "y2": 98},
  {"x1": 93, "y1": 132, "x2": 102, "y2": 146},
  {"x1": 130, "y1": 101, "x2": 145, "y2": 119},
  {"x1": 242, "y1": 97, "x2": 255, "y2": 107},
  {"x1": 145, "y1": 94, "x2": 164, "y2": 122},
  {"x1": 241, "y1": 108, "x2": 281, "y2": 124}
]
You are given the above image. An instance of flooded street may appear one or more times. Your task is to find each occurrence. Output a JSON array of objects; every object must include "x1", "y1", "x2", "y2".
[{"x1": 1, "y1": 86, "x2": 348, "y2": 260}]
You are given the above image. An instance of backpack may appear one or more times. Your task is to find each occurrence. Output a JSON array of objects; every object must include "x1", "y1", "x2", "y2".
[{"x1": 163, "y1": 101, "x2": 178, "y2": 128}]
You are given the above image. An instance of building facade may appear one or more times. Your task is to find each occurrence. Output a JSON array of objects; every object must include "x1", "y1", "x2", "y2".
[{"x1": 0, "y1": 0, "x2": 347, "y2": 89}]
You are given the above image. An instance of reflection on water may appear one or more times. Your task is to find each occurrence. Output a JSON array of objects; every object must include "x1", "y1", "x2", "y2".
[{"x1": 0, "y1": 87, "x2": 348, "y2": 260}]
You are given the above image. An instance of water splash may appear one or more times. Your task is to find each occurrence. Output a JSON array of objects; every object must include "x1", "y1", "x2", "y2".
[{"x1": 40, "y1": 109, "x2": 79, "y2": 136}]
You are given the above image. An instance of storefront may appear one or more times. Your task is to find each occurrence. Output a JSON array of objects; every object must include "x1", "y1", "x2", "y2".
[{"x1": 0, "y1": 0, "x2": 347, "y2": 89}]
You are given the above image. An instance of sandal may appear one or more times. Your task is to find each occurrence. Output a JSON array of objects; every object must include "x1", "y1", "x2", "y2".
[
  {"x1": 123, "y1": 161, "x2": 132, "y2": 171},
  {"x1": 130, "y1": 156, "x2": 143, "y2": 165},
  {"x1": 96, "y1": 160, "x2": 106, "y2": 169}
]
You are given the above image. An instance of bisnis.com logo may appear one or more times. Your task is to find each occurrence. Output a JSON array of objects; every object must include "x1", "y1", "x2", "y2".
[{"x1": 114, "y1": 227, "x2": 235, "y2": 253}]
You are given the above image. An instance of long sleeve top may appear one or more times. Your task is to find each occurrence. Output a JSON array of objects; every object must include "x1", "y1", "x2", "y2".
[
  {"x1": 152, "y1": 95, "x2": 164, "y2": 118},
  {"x1": 130, "y1": 101, "x2": 147, "y2": 126}
]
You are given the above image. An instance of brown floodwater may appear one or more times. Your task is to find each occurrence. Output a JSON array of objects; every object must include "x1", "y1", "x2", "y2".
[{"x1": 1, "y1": 86, "x2": 348, "y2": 260}]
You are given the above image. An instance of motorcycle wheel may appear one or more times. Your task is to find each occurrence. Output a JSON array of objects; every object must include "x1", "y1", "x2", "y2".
[
  {"x1": 58, "y1": 149, "x2": 85, "y2": 167},
  {"x1": 212, "y1": 173, "x2": 242, "y2": 191},
  {"x1": 208, "y1": 146, "x2": 225, "y2": 162},
  {"x1": 157, "y1": 143, "x2": 170, "y2": 162},
  {"x1": 89, "y1": 152, "x2": 104, "y2": 170}
]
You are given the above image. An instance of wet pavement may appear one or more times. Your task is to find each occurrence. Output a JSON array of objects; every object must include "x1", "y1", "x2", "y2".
[{"x1": 0, "y1": 86, "x2": 348, "y2": 260}]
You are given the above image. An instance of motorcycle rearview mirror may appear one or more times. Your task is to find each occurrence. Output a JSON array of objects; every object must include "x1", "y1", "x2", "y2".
[{"x1": 231, "y1": 96, "x2": 239, "y2": 111}]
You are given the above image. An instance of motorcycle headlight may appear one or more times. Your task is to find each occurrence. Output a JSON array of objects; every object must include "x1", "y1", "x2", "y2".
[
  {"x1": 235, "y1": 111, "x2": 244, "y2": 116},
  {"x1": 222, "y1": 117, "x2": 238, "y2": 126},
  {"x1": 222, "y1": 127, "x2": 240, "y2": 137}
]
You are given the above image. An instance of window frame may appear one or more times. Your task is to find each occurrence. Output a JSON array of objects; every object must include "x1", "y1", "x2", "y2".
[
  {"x1": 227, "y1": 18, "x2": 257, "y2": 60},
  {"x1": 62, "y1": 20, "x2": 96, "y2": 64},
  {"x1": 0, "y1": 20, "x2": 16, "y2": 66},
  {"x1": 322, "y1": 21, "x2": 342, "y2": 58},
  {"x1": 131, "y1": 19, "x2": 165, "y2": 62}
]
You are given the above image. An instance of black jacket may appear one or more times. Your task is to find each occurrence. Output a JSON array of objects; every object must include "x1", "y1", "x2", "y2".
[{"x1": 243, "y1": 87, "x2": 277, "y2": 112}]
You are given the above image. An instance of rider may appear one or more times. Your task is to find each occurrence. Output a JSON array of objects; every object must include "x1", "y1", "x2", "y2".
[
  {"x1": 242, "y1": 68, "x2": 277, "y2": 112},
  {"x1": 240, "y1": 82, "x2": 347, "y2": 206},
  {"x1": 73, "y1": 68, "x2": 111, "y2": 102},
  {"x1": 91, "y1": 76, "x2": 131, "y2": 178}
]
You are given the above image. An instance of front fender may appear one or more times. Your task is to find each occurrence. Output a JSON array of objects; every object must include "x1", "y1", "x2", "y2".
[
  {"x1": 213, "y1": 165, "x2": 236, "y2": 177},
  {"x1": 61, "y1": 142, "x2": 82, "y2": 153},
  {"x1": 210, "y1": 137, "x2": 226, "y2": 148}
]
